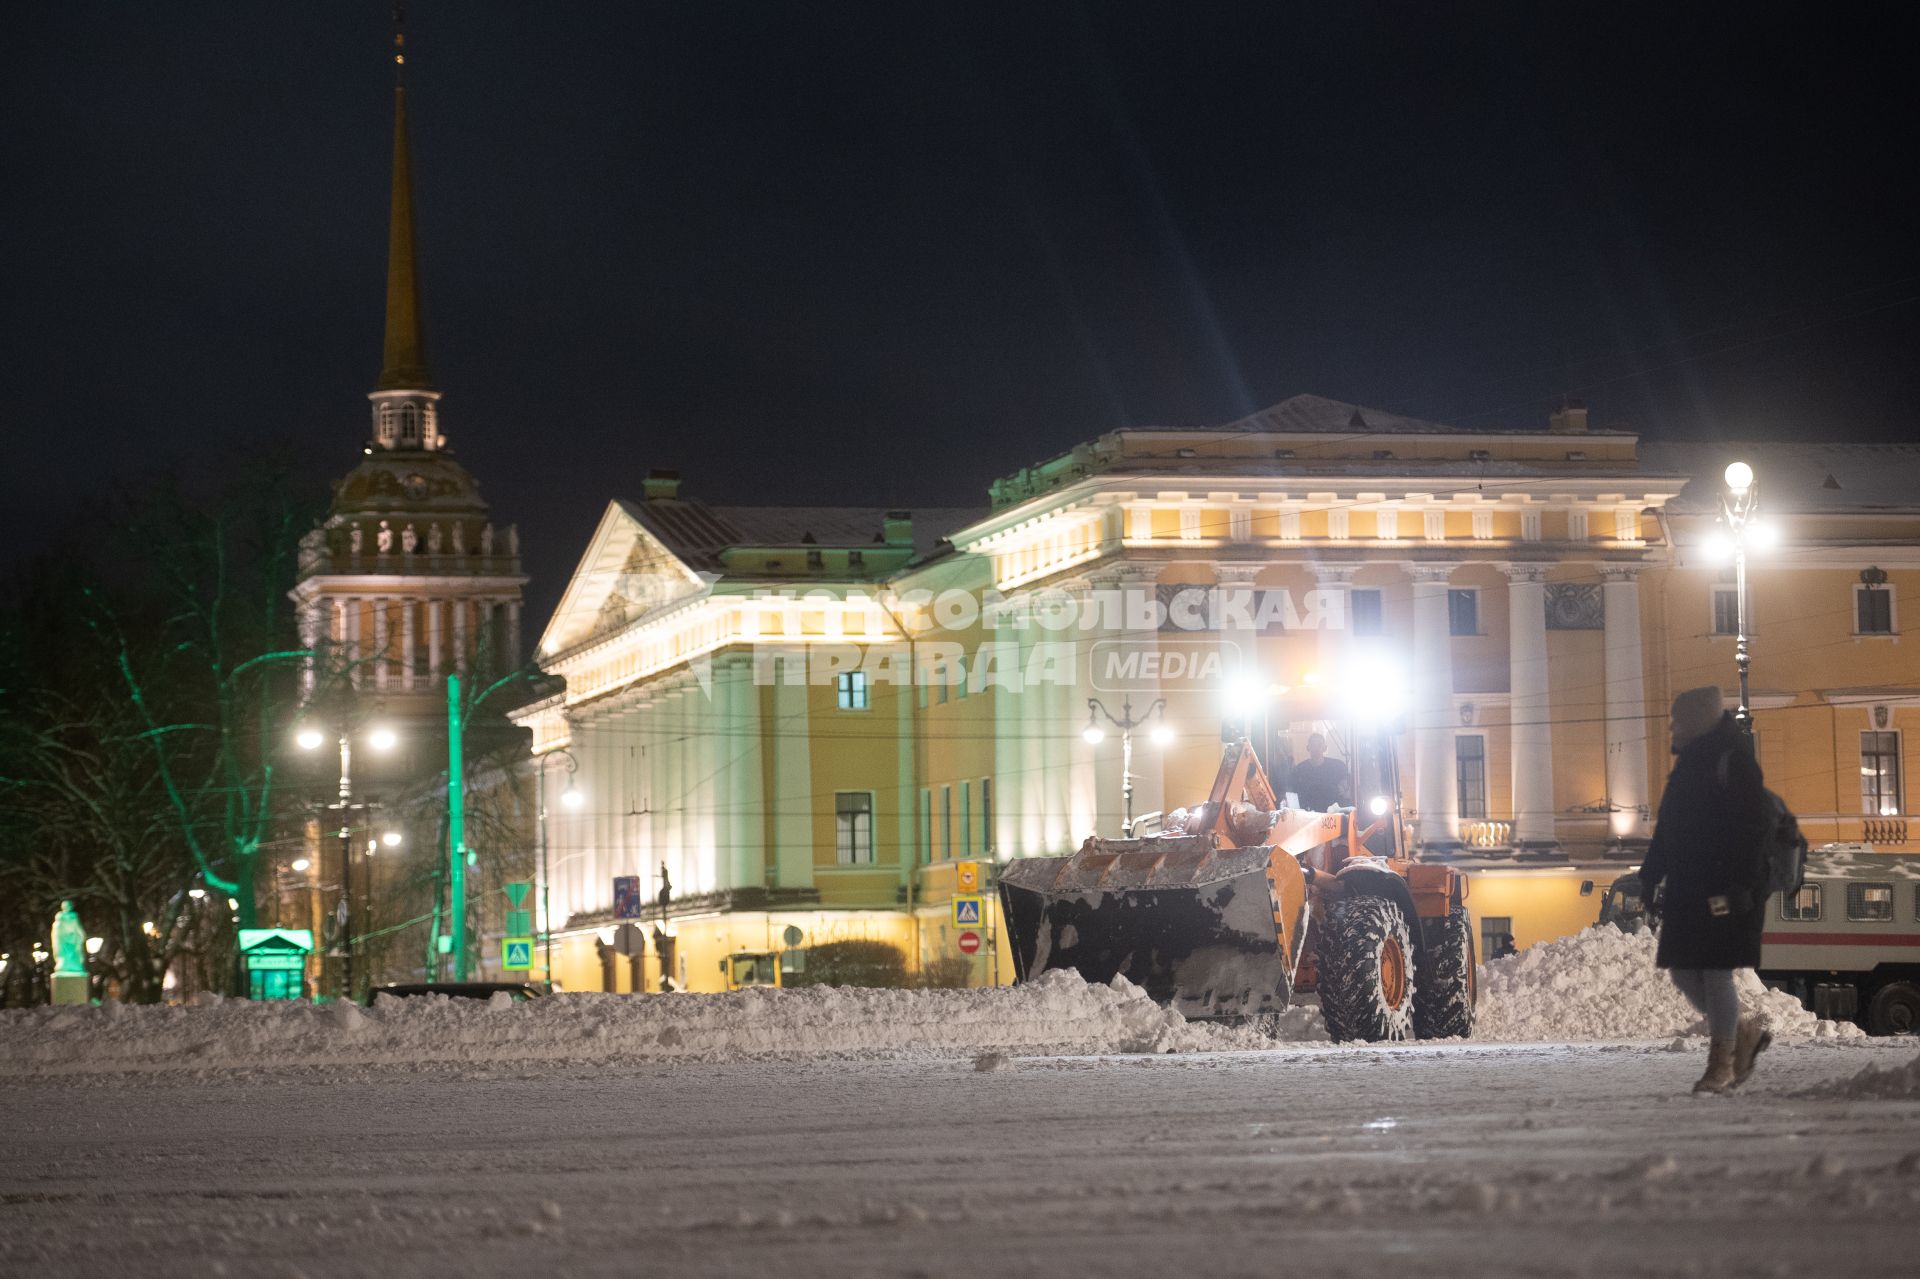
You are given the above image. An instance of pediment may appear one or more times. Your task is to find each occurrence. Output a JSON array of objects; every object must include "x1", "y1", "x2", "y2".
[{"x1": 537, "y1": 500, "x2": 710, "y2": 658}]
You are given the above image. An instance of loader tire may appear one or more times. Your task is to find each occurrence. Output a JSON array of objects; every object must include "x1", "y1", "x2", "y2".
[
  {"x1": 1316, "y1": 896, "x2": 1417, "y2": 1043},
  {"x1": 1414, "y1": 904, "x2": 1477, "y2": 1040}
]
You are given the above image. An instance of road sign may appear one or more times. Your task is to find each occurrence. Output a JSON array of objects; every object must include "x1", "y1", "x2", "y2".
[
  {"x1": 953, "y1": 894, "x2": 984, "y2": 927},
  {"x1": 612, "y1": 922, "x2": 646, "y2": 958},
  {"x1": 504, "y1": 881, "x2": 530, "y2": 908},
  {"x1": 955, "y1": 861, "x2": 980, "y2": 894},
  {"x1": 502, "y1": 937, "x2": 533, "y2": 970},
  {"x1": 505, "y1": 909, "x2": 531, "y2": 937},
  {"x1": 958, "y1": 930, "x2": 982, "y2": 955},
  {"x1": 613, "y1": 875, "x2": 641, "y2": 919}
]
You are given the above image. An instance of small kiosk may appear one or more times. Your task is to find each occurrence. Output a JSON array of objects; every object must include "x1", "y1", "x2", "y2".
[{"x1": 238, "y1": 928, "x2": 313, "y2": 1001}]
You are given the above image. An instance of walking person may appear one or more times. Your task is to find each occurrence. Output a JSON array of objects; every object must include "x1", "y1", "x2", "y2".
[{"x1": 1637, "y1": 687, "x2": 1774, "y2": 1094}]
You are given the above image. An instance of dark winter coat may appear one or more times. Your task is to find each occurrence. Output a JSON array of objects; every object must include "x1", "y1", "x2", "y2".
[{"x1": 1638, "y1": 714, "x2": 1771, "y2": 970}]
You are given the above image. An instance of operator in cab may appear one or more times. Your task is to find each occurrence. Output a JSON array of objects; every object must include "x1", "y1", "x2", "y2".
[{"x1": 1291, "y1": 733, "x2": 1351, "y2": 812}]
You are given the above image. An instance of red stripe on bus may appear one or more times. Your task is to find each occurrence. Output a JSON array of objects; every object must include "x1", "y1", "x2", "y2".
[{"x1": 1762, "y1": 932, "x2": 1920, "y2": 947}]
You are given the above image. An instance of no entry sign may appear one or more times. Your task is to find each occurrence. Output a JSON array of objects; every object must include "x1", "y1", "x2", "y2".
[{"x1": 957, "y1": 930, "x2": 982, "y2": 955}]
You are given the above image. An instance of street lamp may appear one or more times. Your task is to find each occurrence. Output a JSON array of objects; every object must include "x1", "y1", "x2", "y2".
[
  {"x1": 1715, "y1": 459, "x2": 1769, "y2": 736},
  {"x1": 1084, "y1": 697, "x2": 1171, "y2": 837},
  {"x1": 297, "y1": 718, "x2": 397, "y2": 1000},
  {"x1": 535, "y1": 748, "x2": 581, "y2": 990}
]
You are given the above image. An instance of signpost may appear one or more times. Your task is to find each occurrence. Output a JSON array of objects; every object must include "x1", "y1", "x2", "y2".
[
  {"x1": 613, "y1": 875, "x2": 641, "y2": 920},
  {"x1": 502, "y1": 937, "x2": 534, "y2": 971},
  {"x1": 952, "y1": 894, "x2": 983, "y2": 927},
  {"x1": 504, "y1": 881, "x2": 532, "y2": 943},
  {"x1": 957, "y1": 930, "x2": 981, "y2": 956}
]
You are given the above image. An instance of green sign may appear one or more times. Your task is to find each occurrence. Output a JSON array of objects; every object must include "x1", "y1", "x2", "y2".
[
  {"x1": 502, "y1": 937, "x2": 534, "y2": 970},
  {"x1": 505, "y1": 909, "x2": 531, "y2": 936},
  {"x1": 504, "y1": 881, "x2": 531, "y2": 908}
]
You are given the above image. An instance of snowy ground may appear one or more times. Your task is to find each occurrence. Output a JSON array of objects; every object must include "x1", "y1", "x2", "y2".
[
  {"x1": 4, "y1": 929, "x2": 1916, "y2": 1277},
  {"x1": 3, "y1": 1034, "x2": 1918, "y2": 1277}
]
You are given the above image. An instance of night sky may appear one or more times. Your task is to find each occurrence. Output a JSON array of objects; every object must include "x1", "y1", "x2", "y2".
[{"x1": 7, "y1": 2, "x2": 1918, "y2": 625}]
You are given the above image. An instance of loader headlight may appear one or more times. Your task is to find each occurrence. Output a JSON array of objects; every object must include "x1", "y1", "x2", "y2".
[
  {"x1": 1368, "y1": 795, "x2": 1390, "y2": 817},
  {"x1": 1344, "y1": 654, "x2": 1405, "y2": 724}
]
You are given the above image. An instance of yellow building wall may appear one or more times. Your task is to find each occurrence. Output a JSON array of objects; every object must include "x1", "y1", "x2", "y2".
[{"x1": 1467, "y1": 870, "x2": 1613, "y2": 951}]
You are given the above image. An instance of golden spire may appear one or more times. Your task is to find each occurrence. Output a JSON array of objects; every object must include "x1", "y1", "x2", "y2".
[{"x1": 376, "y1": 4, "x2": 432, "y2": 392}]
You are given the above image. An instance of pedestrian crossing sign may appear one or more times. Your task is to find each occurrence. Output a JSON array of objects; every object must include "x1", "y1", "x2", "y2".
[
  {"x1": 502, "y1": 937, "x2": 534, "y2": 971},
  {"x1": 952, "y1": 895, "x2": 984, "y2": 927}
]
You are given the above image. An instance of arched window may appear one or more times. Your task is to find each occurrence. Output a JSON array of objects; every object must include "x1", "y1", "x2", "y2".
[
  {"x1": 377, "y1": 402, "x2": 396, "y2": 444},
  {"x1": 422, "y1": 402, "x2": 438, "y2": 448},
  {"x1": 399, "y1": 403, "x2": 419, "y2": 445}
]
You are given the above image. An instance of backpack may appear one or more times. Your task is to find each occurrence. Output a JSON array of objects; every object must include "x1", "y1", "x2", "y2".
[{"x1": 1716, "y1": 749, "x2": 1808, "y2": 897}]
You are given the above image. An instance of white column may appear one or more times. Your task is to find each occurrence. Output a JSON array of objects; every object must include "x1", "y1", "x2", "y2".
[
  {"x1": 400, "y1": 598, "x2": 416, "y2": 690},
  {"x1": 428, "y1": 598, "x2": 443, "y2": 678},
  {"x1": 665, "y1": 681, "x2": 689, "y2": 894},
  {"x1": 1602, "y1": 567, "x2": 1651, "y2": 841},
  {"x1": 1112, "y1": 565, "x2": 1163, "y2": 832},
  {"x1": 1061, "y1": 578, "x2": 1099, "y2": 841},
  {"x1": 372, "y1": 598, "x2": 389, "y2": 690},
  {"x1": 772, "y1": 666, "x2": 813, "y2": 887},
  {"x1": 348, "y1": 597, "x2": 364, "y2": 689},
  {"x1": 716, "y1": 656, "x2": 764, "y2": 893},
  {"x1": 298, "y1": 599, "x2": 320, "y2": 696},
  {"x1": 1505, "y1": 564, "x2": 1557, "y2": 848},
  {"x1": 506, "y1": 600, "x2": 523, "y2": 669},
  {"x1": 452, "y1": 599, "x2": 468, "y2": 674},
  {"x1": 1408, "y1": 564, "x2": 1460, "y2": 848}
]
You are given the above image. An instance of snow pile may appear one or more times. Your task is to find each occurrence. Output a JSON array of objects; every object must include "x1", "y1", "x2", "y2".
[
  {"x1": 1799, "y1": 1049, "x2": 1920, "y2": 1099},
  {"x1": 1474, "y1": 926, "x2": 1864, "y2": 1043},
  {"x1": 0, "y1": 970, "x2": 1282, "y2": 1079}
]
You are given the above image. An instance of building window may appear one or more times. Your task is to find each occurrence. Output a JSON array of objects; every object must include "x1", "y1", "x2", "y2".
[
  {"x1": 955, "y1": 653, "x2": 969, "y2": 698},
  {"x1": 1351, "y1": 589, "x2": 1384, "y2": 637},
  {"x1": 1711, "y1": 585, "x2": 1740, "y2": 637},
  {"x1": 980, "y1": 777, "x2": 993, "y2": 854},
  {"x1": 1480, "y1": 916, "x2": 1515, "y2": 959},
  {"x1": 836, "y1": 670, "x2": 869, "y2": 710},
  {"x1": 805, "y1": 548, "x2": 823, "y2": 572},
  {"x1": 1862, "y1": 731, "x2": 1903, "y2": 816},
  {"x1": 399, "y1": 402, "x2": 419, "y2": 444},
  {"x1": 919, "y1": 788, "x2": 932, "y2": 862},
  {"x1": 1448, "y1": 589, "x2": 1479, "y2": 636},
  {"x1": 1780, "y1": 884, "x2": 1822, "y2": 922},
  {"x1": 941, "y1": 785, "x2": 953, "y2": 859},
  {"x1": 960, "y1": 780, "x2": 972, "y2": 857},
  {"x1": 1456, "y1": 734, "x2": 1487, "y2": 819},
  {"x1": 1846, "y1": 882, "x2": 1894, "y2": 923},
  {"x1": 848, "y1": 549, "x2": 865, "y2": 572},
  {"x1": 1856, "y1": 585, "x2": 1894, "y2": 635},
  {"x1": 835, "y1": 792, "x2": 875, "y2": 865}
]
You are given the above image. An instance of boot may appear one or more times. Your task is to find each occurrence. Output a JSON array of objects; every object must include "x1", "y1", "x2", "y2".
[
  {"x1": 1693, "y1": 1036, "x2": 1736, "y2": 1095},
  {"x1": 1731, "y1": 1015, "x2": 1772, "y2": 1088}
]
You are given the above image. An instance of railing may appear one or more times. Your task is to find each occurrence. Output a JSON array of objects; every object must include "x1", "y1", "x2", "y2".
[
  {"x1": 1864, "y1": 818, "x2": 1909, "y2": 845},
  {"x1": 300, "y1": 550, "x2": 523, "y2": 577},
  {"x1": 1461, "y1": 820, "x2": 1512, "y2": 849}
]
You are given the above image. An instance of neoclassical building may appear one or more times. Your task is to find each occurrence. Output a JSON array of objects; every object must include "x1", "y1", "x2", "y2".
[{"x1": 516, "y1": 395, "x2": 1920, "y2": 991}]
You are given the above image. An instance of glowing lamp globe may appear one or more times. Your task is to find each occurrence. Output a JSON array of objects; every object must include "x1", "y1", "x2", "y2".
[
  {"x1": 367, "y1": 726, "x2": 398, "y2": 752},
  {"x1": 1724, "y1": 461, "x2": 1753, "y2": 494},
  {"x1": 295, "y1": 727, "x2": 325, "y2": 751}
]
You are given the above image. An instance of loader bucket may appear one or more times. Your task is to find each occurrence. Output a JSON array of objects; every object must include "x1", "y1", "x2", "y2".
[{"x1": 998, "y1": 836, "x2": 1304, "y2": 1023}]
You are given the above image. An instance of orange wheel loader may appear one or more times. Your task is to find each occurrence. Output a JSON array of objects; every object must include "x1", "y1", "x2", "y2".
[{"x1": 998, "y1": 735, "x2": 1475, "y2": 1042}]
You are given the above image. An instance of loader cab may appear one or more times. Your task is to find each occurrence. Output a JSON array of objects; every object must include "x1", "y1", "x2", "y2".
[
  {"x1": 1343, "y1": 728, "x2": 1408, "y2": 860},
  {"x1": 1598, "y1": 874, "x2": 1650, "y2": 932}
]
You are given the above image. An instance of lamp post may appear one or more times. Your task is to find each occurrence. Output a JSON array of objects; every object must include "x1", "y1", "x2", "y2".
[
  {"x1": 296, "y1": 718, "x2": 397, "y2": 1001},
  {"x1": 1083, "y1": 696, "x2": 1172, "y2": 836},
  {"x1": 1715, "y1": 460, "x2": 1774, "y2": 737},
  {"x1": 534, "y1": 747, "x2": 581, "y2": 991}
]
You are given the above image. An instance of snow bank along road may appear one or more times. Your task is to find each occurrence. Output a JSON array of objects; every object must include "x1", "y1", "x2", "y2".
[{"x1": 3, "y1": 1037, "x2": 1918, "y2": 1279}]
